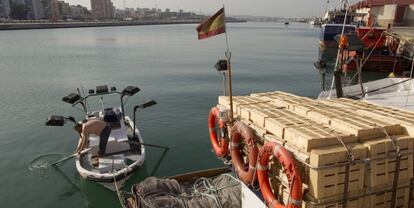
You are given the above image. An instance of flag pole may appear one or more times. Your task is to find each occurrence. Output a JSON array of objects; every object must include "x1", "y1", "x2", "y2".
[{"x1": 223, "y1": 5, "x2": 234, "y2": 123}]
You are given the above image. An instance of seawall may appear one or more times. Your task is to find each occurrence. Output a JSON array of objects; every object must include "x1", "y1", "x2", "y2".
[{"x1": 0, "y1": 20, "x2": 247, "y2": 31}]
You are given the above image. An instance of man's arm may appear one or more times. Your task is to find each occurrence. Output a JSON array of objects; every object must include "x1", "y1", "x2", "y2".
[{"x1": 75, "y1": 131, "x2": 86, "y2": 154}]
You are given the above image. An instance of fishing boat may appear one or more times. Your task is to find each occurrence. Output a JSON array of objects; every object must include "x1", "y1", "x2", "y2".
[
  {"x1": 320, "y1": 24, "x2": 356, "y2": 48},
  {"x1": 309, "y1": 18, "x2": 322, "y2": 26},
  {"x1": 321, "y1": 0, "x2": 364, "y2": 25},
  {"x1": 316, "y1": 0, "x2": 365, "y2": 63},
  {"x1": 115, "y1": 60, "x2": 414, "y2": 208},
  {"x1": 339, "y1": 28, "x2": 411, "y2": 74},
  {"x1": 199, "y1": 52, "x2": 414, "y2": 207},
  {"x1": 117, "y1": 4, "x2": 414, "y2": 207},
  {"x1": 317, "y1": 27, "x2": 414, "y2": 95},
  {"x1": 45, "y1": 85, "x2": 156, "y2": 188}
]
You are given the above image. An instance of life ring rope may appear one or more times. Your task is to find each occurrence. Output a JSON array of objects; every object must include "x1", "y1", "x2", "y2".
[
  {"x1": 257, "y1": 142, "x2": 302, "y2": 208},
  {"x1": 208, "y1": 107, "x2": 229, "y2": 158},
  {"x1": 230, "y1": 121, "x2": 259, "y2": 184}
]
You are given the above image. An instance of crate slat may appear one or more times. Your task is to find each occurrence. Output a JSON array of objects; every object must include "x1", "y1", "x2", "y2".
[{"x1": 309, "y1": 143, "x2": 367, "y2": 199}]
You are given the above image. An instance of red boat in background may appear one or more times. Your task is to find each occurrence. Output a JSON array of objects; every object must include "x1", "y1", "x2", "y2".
[{"x1": 341, "y1": 27, "x2": 410, "y2": 74}]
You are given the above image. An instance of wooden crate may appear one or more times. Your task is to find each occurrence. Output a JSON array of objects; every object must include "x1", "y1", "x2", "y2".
[
  {"x1": 218, "y1": 96, "x2": 243, "y2": 114},
  {"x1": 238, "y1": 102, "x2": 277, "y2": 122},
  {"x1": 246, "y1": 121, "x2": 268, "y2": 138},
  {"x1": 218, "y1": 96, "x2": 267, "y2": 115},
  {"x1": 303, "y1": 197, "x2": 365, "y2": 208},
  {"x1": 251, "y1": 91, "x2": 301, "y2": 99},
  {"x1": 363, "y1": 136, "x2": 414, "y2": 188},
  {"x1": 319, "y1": 98, "x2": 378, "y2": 110},
  {"x1": 284, "y1": 142, "x2": 311, "y2": 164},
  {"x1": 252, "y1": 91, "x2": 315, "y2": 110},
  {"x1": 278, "y1": 188, "x2": 365, "y2": 208},
  {"x1": 357, "y1": 109, "x2": 414, "y2": 137},
  {"x1": 263, "y1": 133, "x2": 285, "y2": 144},
  {"x1": 317, "y1": 100, "x2": 355, "y2": 109},
  {"x1": 250, "y1": 91, "x2": 285, "y2": 98},
  {"x1": 306, "y1": 109, "x2": 349, "y2": 125},
  {"x1": 250, "y1": 108, "x2": 286, "y2": 127},
  {"x1": 324, "y1": 98, "x2": 414, "y2": 126},
  {"x1": 284, "y1": 125, "x2": 358, "y2": 152},
  {"x1": 330, "y1": 116, "x2": 404, "y2": 141},
  {"x1": 217, "y1": 93, "x2": 414, "y2": 208},
  {"x1": 411, "y1": 178, "x2": 414, "y2": 205},
  {"x1": 233, "y1": 97, "x2": 268, "y2": 116},
  {"x1": 265, "y1": 116, "x2": 315, "y2": 139},
  {"x1": 309, "y1": 143, "x2": 367, "y2": 199},
  {"x1": 364, "y1": 187, "x2": 410, "y2": 208},
  {"x1": 338, "y1": 98, "x2": 414, "y2": 119},
  {"x1": 292, "y1": 104, "x2": 331, "y2": 117},
  {"x1": 268, "y1": 96, "x2": 303, "y2": 110}
]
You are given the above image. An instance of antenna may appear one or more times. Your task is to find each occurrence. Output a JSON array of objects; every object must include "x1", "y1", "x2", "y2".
[
  {"x1": 79, "y1": 84, "x2": 90, "y2": 110},
  {"x1": 100, "y1": 96, "x2": 104, "y2": 112},
  {"x1": 77, "y1": 87, "x2": 88, "y2": 115}
]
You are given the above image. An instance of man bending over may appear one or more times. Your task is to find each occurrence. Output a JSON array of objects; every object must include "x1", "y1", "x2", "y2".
[{"x1": 74, "y1": 117, "x2": 111, "y2": 166}]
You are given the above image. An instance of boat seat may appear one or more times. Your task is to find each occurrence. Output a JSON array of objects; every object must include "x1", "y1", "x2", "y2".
[
  {"x1": 104, "y1": 107, "x2": 122, "y2": 130},
  {"x1": 89, "y1": 118, "x2": 130, "y2": 157},
  {"x1": 104, "y1": 108, "x2": 121, "y2": 122}
]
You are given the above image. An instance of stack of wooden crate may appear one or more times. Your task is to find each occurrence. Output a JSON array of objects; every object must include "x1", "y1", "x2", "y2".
[{"x1": 218, "y1": 91, "x2": 414, "y2": 208}]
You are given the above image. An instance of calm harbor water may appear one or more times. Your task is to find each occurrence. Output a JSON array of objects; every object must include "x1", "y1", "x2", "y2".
[{"x1": 0, "y1": 22, "x2": 320, "y2": 207}]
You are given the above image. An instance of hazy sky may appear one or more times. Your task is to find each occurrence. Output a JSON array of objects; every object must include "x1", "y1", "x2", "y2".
[{"x1": 66, "y1": 0, "x2": 359, "y2": 17}]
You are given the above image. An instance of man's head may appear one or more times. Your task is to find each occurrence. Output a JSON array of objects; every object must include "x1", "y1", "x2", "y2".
[{"x1": 74, "y1": 123, "x2": 82, "y2": 136}]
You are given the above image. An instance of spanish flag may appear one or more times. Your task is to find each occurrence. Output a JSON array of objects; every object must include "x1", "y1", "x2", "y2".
[{"x1": 196, "y1": 8, "x2": 226, "y2": 40}]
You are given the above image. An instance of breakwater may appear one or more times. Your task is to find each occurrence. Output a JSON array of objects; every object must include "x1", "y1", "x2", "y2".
[{"x1": 0, "y1": 20, "x2": 246, "y2": 30}]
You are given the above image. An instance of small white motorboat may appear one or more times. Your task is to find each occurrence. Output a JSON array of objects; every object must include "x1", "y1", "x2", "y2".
[{"x1": 46, "y1": 85, "x2": 156, "y2": 188}]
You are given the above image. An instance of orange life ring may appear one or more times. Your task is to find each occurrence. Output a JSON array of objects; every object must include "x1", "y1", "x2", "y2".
[
  {"x1": 208, "y1": 107, "x2": 229, "y2": 158},
  {"x1": 257, "y1": 142, "x2": 302, "y2": 208},
  {"x1": 230, "y1": 121, "x2": 258, "y2": 184}
]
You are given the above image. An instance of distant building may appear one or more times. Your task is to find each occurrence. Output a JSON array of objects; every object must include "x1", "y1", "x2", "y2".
[
  {"x1": 90, "y1": 0, "x2": 114, "y2": 18},
  {"x1": 49, "y1": 0, "x2": 58, "y2": 19},
  {"x1": 32, "y1": 0, "x2": 59, "y2": 20},
  {"x1": 57, "y1": 0, "x2": 70, "y2": 17},
  {"x1": 7, "y1": 0, "x2": 29, "y2": 19},
  {"x1": 351, "y1": 0, "x2": 414, "y2": 27},
  {"x1": 24, "y1": 0, "x2": 53, "y2": 19},
  {"x1": 0, "y1": 0, "x2": 11, "y2": 19},
  {"x1": 70, "y1": 4, "x2": 88, "y2": 18}
]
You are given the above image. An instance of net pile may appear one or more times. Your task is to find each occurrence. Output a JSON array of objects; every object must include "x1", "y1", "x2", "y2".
[{"x1": 132, "y1": 174, "x2": 241, "y2": 208}]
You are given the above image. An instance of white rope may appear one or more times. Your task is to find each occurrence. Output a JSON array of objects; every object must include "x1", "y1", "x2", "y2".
[
  {"x1": 250, "y1": 156, "x2": 261, "y2": 191},
  {"x1": 113, "y1": 173, "x2": 126, "y2": 208},
  {"x1": 114, "y1": 156, "x2": 134, "y2": 208}
]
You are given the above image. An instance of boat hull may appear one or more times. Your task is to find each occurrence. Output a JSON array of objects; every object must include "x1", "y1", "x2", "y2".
[{"x1": 75, "y1": 116, "x2": 145, "y2": 186}]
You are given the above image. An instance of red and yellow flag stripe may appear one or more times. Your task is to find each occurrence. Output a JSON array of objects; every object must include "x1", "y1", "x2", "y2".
[{"x1": 196, "y1": 8, "x2": 226, "y2": 40}]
